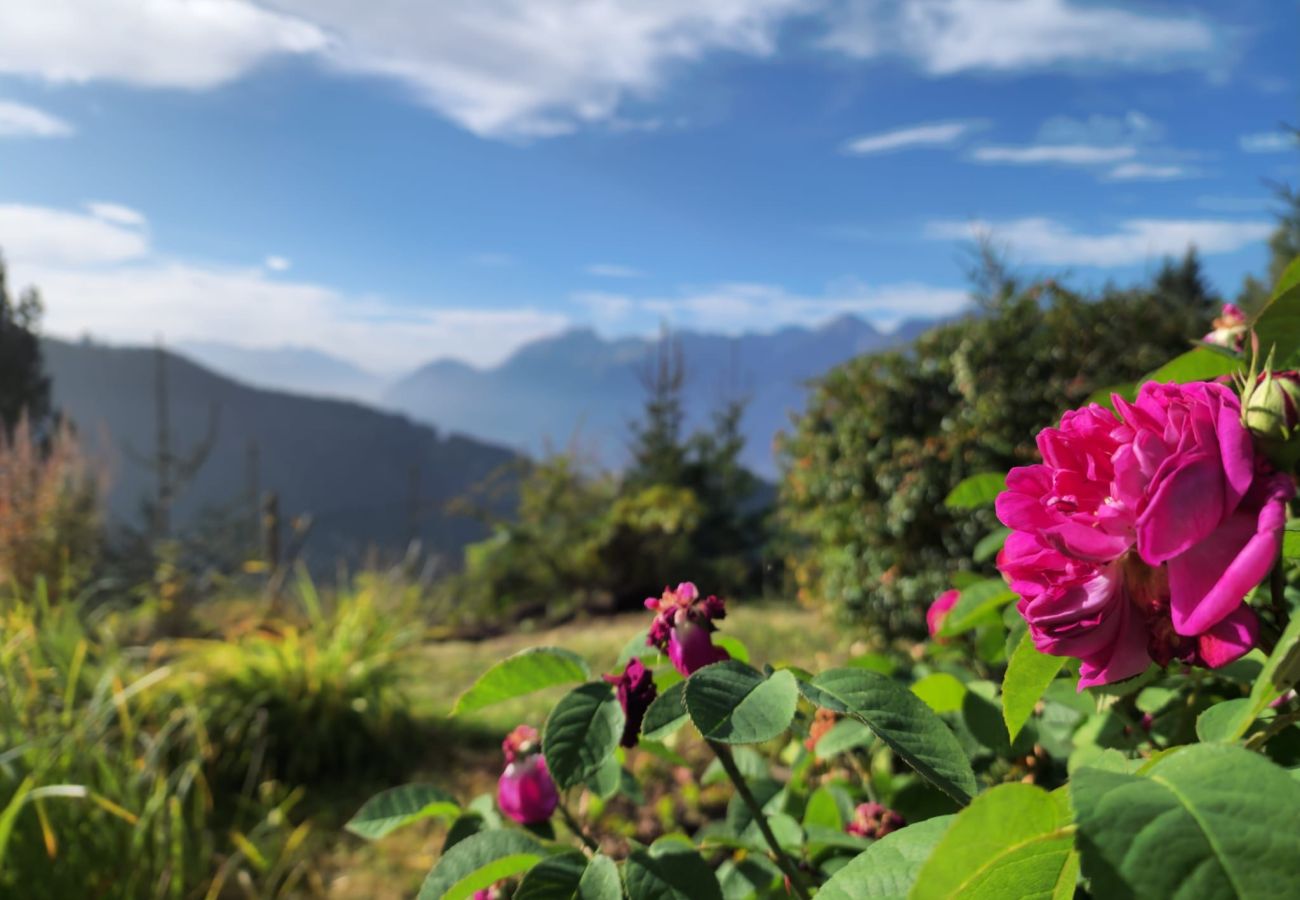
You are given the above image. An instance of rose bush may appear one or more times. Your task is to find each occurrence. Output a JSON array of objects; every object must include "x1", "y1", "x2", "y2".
[{"x1": 347, "y1": 257, "x2": 1300, "y2": 900}]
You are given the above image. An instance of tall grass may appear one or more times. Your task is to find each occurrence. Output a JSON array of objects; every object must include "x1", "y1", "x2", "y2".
[{"x1": 0, "y1": 581, "x2": 317, "y2": 899}]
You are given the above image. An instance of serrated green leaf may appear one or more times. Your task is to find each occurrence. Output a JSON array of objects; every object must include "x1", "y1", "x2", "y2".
[
  {"x1": 344, "y1": 784, "x2": 458, "y2": 840},
  {"x1": 911, "y1": 783, "x2": 1076, "y2": 900},
  {"x1": 453, "y1": 647, "x2": 591, "y2": 716},
  {"x1": 543, "y1": 682, "x2": 624, "y2": 790},
  {"x1": 417, "y1": 830, "x2": 543, "y2": 900},
  {"x1": 1254, "y1": 274, "x2": 1300, "y2": 364},
  {"x1": 515, "y1": 851, "x2": 587, "y2": 900},
  {"x1": 813, "y1": 718, "x2": 874, "y2": 759},
  {"x1": 641, "y1": 679, "x2": 687, "y2": 742},
  {"x1": 945, "y1": 473, "x2": 1005, "y2": 510},
  {"x1": 577, "y1": 855, "x2": 622, "y2": 900},
  {"x1": 1072, "y1": 743, "x2": 1300, "y2": 900},
  {"x1": 1196, "y1": 698, "x2": 1253, "y2": 743},
  {"x1": 911, "y1": 673, "x2": 968, "y2": 714},
  {"x1": 684, "y1": 661, "x2": 799, "y2": 745},
  {"x1": 584, "y1": 754, "x2": 621, "y2": 800},
  {"x1": 938, "y1": 580, "x2": 1017, "y2": 638},
  {"x1": 816, "y1": 815, "x2": 953, "y2": 900},
  {"x1": 1002, "y1": 632, "x2": 1066, "y2": 743},
  {"x1": 624, "y1": 840, "x2": 723, "y2": 900},
  {"x1": 799, "y1": 669, "x2": 976, "y2": 804}
]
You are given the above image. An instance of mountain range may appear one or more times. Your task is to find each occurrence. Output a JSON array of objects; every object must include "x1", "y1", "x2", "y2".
[
  {"x1": 180, "y1": 315, "x2": 941, "y2": 477},
  {"x1": 43, "y1": 338, "x2": 516, "y2": 566}
]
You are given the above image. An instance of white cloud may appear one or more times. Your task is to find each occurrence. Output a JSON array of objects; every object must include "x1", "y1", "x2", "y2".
[
  {"x1": 573, "y1": 290, "x2": 636, "y2": 323},
  {"x1": 86, "y1": 202, "x2": 147, "y2": 227},
  {"x1": 927, "y1": 217, "x2": 1273, "y2": 267},
  {"x1": 823, "y1": 0, "x2": 1215, "y2": 74},
  {"x1": 0, "y1": 202, "x2": 566, "y2": 371},
  {"x1": 1106, "y1": 162, "x2": 1193, "y2": 181},
  {"x1": 584, "y1": 263, "x2": 644, "y2": 278},
  {"x1": 1036, "y1": 110, "x2": 1163, "y2": 146},
  {"x1": 1240, "y1": 131, "x2": 1299, "y2": 154},
  {"x1": 0, "y1": 203, "x2": 149, "y2": 266},
  {"x1": 264, "y1": 255, "x2": 292, "y2": 272},
  {"x1": 0, "y1": 99, "x2": 74, "y2": 137},
  {"x1": 0, "y1": 0, "x2": 326, "y2": 89},
  {"x1": 272, "y1": 0, "x2": 812, "y2": 139},
  {"x1": 971, "y1": 144, "x2": 1135, "y2": 165},
  {"x1": 581, "y1": 279, "x2": 970, "y2": 333},
  {"x1": 842, "y1": 120, "x2": 973, "y2": 156}
]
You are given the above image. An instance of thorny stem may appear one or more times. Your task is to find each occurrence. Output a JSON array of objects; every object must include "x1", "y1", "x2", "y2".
[
  {"x1": 708, "y1": 740, "x2": 813, "y2": 900},
  {"x1": 558, "y1": 797, "x2": 600, "y2": 854}
]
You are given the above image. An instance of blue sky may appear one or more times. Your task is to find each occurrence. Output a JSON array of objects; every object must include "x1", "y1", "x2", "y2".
[{"x1": 0, "y1": 0, "x2": 1296, "y2": 373}]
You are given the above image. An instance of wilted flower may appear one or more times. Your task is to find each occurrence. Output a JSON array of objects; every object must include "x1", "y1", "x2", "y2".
[
  {"x1": 997, "y1": 381, "x2": 1292, "y2": 688},
  {"x1": 1204, "y1": 303, "x2": 1248, "y2": 350},
  {"x1": 497, "y1": 725, "x2": 558, "y2": 825},
  {"x1": 846, "y1": 802, "x2": 905, "y2": 839},
  {"x1": 926, "y1": 589, "x2": 959, "y2": 640},
  {"x1": 604, "y1": 658, "x2": 657, "y2": 747},
  {"x1": 645, "y1": 582, "x2": 730, "y2": 676}
]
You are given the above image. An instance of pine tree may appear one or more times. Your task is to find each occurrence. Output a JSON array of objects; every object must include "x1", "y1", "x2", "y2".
[{"x1": 0, "y1": 258, "x2": 51, "y2": 435}]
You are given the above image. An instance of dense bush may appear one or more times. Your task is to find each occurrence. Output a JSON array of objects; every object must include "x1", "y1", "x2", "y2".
[{"x1": 779, "y1": 254, "x2": 1216, "y2": 638}]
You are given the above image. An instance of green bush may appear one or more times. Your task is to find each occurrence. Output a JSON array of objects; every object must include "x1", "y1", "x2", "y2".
[{"x1": 779, "y1": 255, "x2": 1215, "y2": 639}]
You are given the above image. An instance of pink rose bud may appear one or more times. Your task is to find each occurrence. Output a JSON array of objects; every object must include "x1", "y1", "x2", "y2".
[
  {"x1": 846, "y1": 802, "x2": 906, "y2": 839},
  {"x1": 1241, "y1": 370, "x2": 1300, "y2": 466},
  {"x1": 645, "y1": 582, "x2": 730, "y2": 676},
  {"x1": 1204, "y1": 303, "x2": 1248, "y2": 350},
  {"x1": 926, "y1": 589, "x2": 960, "y2": 640},
  {"x1": 604, "y1": 658, "x2": 658, "y2": 747},
  {"x1": 497, "y1": 725, "x2": 558, "y2": 825}
]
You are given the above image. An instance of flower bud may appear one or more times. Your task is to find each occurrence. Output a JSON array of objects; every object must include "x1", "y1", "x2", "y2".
[
  {"x1": 846, "y1": 802, "x2": 906, "y2": 839},
  {"x1": 1241, "y1": 370, "x2": 1300, "y2": 465},
  {"x1": 926, "y1": 589, "x2": 959, "y2": 641},
  {"x1": 604, "y1": 658, "x2": 657, "y2": 747},
  {"x1": 497, "y1": 724, "x2": 558, "y2": 824},
  {"x1": 645, "y1": 582, "x2": 730, "y2": 676},
  {"x1": 1204, "y1": 303, "x2": 1247, "y2": 350}
]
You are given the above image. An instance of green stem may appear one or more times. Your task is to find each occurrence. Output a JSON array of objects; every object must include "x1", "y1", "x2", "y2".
[
  {"x1": 708, "y1": 741, "x2": 813, "y2": 900},
  {"x1": 558, "y1": 798, "x2": 600, "y2": 854}
]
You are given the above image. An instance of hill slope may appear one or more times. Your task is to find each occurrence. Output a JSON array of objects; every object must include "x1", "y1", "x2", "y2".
[{"x1": 43, "y1": 338, "x2": 516, "y2": 565}]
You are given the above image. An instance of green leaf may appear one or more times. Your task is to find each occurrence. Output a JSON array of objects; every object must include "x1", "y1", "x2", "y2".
[
  {"x1": 813, "y1": 718, "x2": 875, "y2": 759},
  {"x1": 802, "y1": 785, "x2": 846, "y2": 831},
  {"x1": 418, "y1": 830, "x2": 544, "y2": 900},
  {"x1": 1254, "y1": 277, "x2": 1300, "y2": 364},
  {"x1": 453, "y1": 647, "x2": 591, "y2": 716},
  {"x1": 345, "y1": 784, "x2": 459, "y2": 840},
  {"x1": 1275, "y1": 255, "x2": 1300, "y2": 299},
  {"x1": 624, "y1": 840, "x2": 723, "y2": 900},
  {"x1": 515, "y1": 851, "x2": 587, "y2": 900},
  {"x1": 1072, "y1": 743, "x2": 1300, "y2": 900},
  {"x1": 938, "y1": 580, "x2": 1017, "y2": 638},
  {"x1": 684, "y1": 661, "x2": 799, "y2": 745},
  {"x1": 641, "y1": 679, "x2": 687, "y2": 742},
  {"x1": 712, "y1": 634, "x2": 751, "y2": 664},
  {"x1": 910, "y1": 783, "x2": 1077, "y2": 900},
  {"x1": 945, "y1": 473, "x2": 1005, "y2": 510},
  {"x1": 1196, "y1": 698, "x2": 1254, "y2": 743},
  {"x1": 911, "y1": 672, "x2": 968, "y2": 714},
  {"x1": 1002, "y1": 632, "x2": 1066, "y2": 743},
  {"x1": 816, "y1": 815, "x2": 954, "y2": 900},
  {"x1": 578, "y1": 855, "x2": 623, "y2": 900},
  {"x1": 585, "y1": 754, "x2": 621, "y2": 800},
  {"x1": 1222, "y1": 610, "x2": 1300, "y2": 741},
  {"x1": 543, "y1": 682, "x2": 625, "y2": 790},
  {"x1": 725, "y1": 778, "x2": 786, "y2": 846},
  {"x1": 973, "y1": 528, "x2": 1011, "y2": 564},
  {"x1": 799, "y1": 669, "x2": 977, "y2": 804},
  {"x1": 1139, "y1": 347, "x2": 1244, "y2": 387}
]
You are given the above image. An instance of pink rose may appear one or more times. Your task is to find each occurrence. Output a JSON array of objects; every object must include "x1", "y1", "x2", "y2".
[
  {"x1": 645, "y1": 582, "x2": 730, "y2": 676},
  {"x1": 997, "y1": 381, "x2": 1291, "y2": 688},
  {"x1": 926, "y1": 589, "x2": 959, "y2": 639},
  {"x1": 846, "y1": 802, "x2": 906, "y2": 839},
  {"x1": 1203, "y1": 303, "x2": 1247, "y2": 350},
  {"x1": 497, "y1": 725, "x2": 558, "y2": 825}
]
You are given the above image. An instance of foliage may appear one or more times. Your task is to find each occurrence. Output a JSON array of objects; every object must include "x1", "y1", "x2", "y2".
[
  {"x1": 0, "y1": 414, "x2": 101, "y2": 599},
  {"x1": 779, "y1": 254, "x2": 1216, "y2": 637},
  {"x1": 169, "y1": 570, "x2": 425, "y2": 787},
  {"x1": 0, "y1": 259, "x2": 50, "y2": 434},
  {"x1": 0, "y1": 583, "x2": 315, "y2": 899}
]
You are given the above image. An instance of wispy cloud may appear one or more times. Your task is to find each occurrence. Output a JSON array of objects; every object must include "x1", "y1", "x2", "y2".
[
  {"x1": 264, "y1": 255, "x2": 292, "y2": 272},
  {"x1": 584, "y1": 263, "x2": 645, "y2": 279},
  {"x1": 86, "y1": 202, "x2": 147, "y2": 228},
  {"x1": 1106, "y1": 162, "x2": 1194, "y2": 181},
  {"x1": 823, "y1": 0, "x2": 1217, "y2": 75},
  {"x1": 0, "y1": 202, "x2": 567, "y2": 371},
  {"x1": 1240, "y1": 131, "x2": 1299, "y2": 153},
  {"x1": 927, "y1": 216, "x2": 1273, "y2": 267},
  {"x1": 842, "y1": 120, "x2": 974, "y2": 156},
  {"x1": 971, "y1": 144, "x2": 1136, "y2": 166},
  {"x1": 576, "y1": 279, "x2": 970, "y2": 334},
  {"x1": 0, "y1": 99, "x2": 74, "y2": 137}
]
